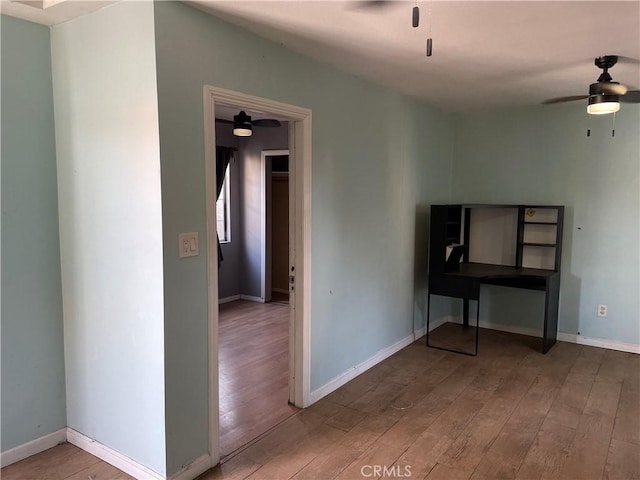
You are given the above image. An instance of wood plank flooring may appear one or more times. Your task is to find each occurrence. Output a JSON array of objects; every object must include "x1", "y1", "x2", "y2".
[
  {"x1": 0, "y1": 443, "x2": 134, "y2": 480},
  {"x1": 3, "y1": 324, "x2": 639, "y2": 480},
  {"x1": 219, "y1": 300, "x2": 297, "y2": 456}
]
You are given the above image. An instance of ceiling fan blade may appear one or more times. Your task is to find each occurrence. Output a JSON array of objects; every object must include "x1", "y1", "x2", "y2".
[
  {"x1": 354, "y1": 0, "x2": 395, "y2": 9},
  {"x1": 252, "y1": 119, "x2": 281, "y2": 128},
  {"x1": 542, "y1": 95, "x2": 589, "y2": 105},
  {"x1": 621, "y1": 90, "x2": 640, "y2": 103},
  {"x1": 596, "y1": 82, "x2": 628, "y2": 95},
  {"x1": 615, "y1": 56, "x2": 640, "y2": 65}
]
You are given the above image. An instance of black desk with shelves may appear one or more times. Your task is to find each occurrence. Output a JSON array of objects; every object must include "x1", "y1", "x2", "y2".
[{"x1": 427, "y1": 204, "x2": 564, "y2": 355}]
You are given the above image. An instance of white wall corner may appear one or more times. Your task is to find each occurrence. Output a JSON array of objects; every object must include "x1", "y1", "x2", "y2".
[
  {"x1": 308, "y1": 333, "x2": 415, "y2": 405},
  {"x1": 66, "y1": 429, "x2": 164, "y2": 480},
  {"x1": 414, "y1": 314, "x2": 451, "y2": 340},
  {"x1": 218, "y1": 294, "x2": 241, "y2": 304},
  {"x1": 238, "y1": 294, "x2": 265, "y2": 303},
  {"x1": 0, "y1": 429, "x2": 67, "y2": 468},
  {"x1": 168, "y1": 453, "x2": 213, "y2": 480}
]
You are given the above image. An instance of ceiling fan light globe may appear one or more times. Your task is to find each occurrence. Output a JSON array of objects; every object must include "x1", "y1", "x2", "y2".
[
  {"x1": 587, "y1": 95, "x2": 620, "y2": 115},
  {"x1": 233, "y1": 126, "x2": 253, "y2": 136}
]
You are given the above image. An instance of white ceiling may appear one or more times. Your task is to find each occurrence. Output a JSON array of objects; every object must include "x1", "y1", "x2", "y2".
[
  {"x1": 4, "y1": 0, "x2": 639, "y2": 113},
  {"x1": 190, "y1": 0, "x2": 640, "y2": 112},
  {"x1": 0, "y1": 0, "x2": 117, "y2": 26}
]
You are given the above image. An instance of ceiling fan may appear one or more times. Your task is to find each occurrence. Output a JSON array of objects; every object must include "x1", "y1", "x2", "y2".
[
  {"x1": 355, "y1": 0, "x2": 433, "y2": 56},
  {"x1": 543, "y1": 55, "x2": 640, "y2": 114},
  {"x1": 215, "y1": 110, "x2": 281, "y2": 137}
]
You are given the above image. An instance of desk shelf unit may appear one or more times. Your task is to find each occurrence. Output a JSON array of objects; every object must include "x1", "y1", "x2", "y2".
[{"x1": 427, "y1": 204, "x2": 564, "y2": 355}]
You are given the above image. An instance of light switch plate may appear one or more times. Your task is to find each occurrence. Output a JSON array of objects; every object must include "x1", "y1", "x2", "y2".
[{"x1": 179, "y1": 232, "x2": 199, "y2": 258}]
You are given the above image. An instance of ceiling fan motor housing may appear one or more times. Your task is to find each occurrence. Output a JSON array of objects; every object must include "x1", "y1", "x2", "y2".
[{"x1": 589, "y1": 81, "x2": 627, "y2": 96}]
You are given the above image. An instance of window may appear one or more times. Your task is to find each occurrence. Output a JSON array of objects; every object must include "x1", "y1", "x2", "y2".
[{"x1": 216, "y1": 168, "x2": 231, "y2": 243}]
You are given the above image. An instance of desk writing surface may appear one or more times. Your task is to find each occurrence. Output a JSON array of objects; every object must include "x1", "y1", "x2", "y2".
[
  {"x1": 447, "y1": 262, "x2": 556, "y2": 279},
  {"x1": 443, "y1": 262, "x2": 555, "y2": 292}
]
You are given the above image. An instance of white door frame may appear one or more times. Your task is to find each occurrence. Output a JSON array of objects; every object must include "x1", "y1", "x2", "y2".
[
  {"x1": 261, "y1": 149, "x2": 290, "y2": 303},
  {"x1": 203, "y1": 85, "x2": 312, "y2": 466}
]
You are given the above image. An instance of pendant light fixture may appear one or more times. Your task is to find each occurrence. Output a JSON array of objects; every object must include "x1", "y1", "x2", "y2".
[{"x1": 233, "y1": 110, "x2": 253, "y2": 137}]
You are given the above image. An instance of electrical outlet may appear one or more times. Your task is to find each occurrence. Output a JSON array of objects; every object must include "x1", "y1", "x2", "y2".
[{"x1": 597, "y1": 304, "x2": 607, "y2": 317}]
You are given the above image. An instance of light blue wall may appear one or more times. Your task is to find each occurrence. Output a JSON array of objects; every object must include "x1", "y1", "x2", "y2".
[
  {"x1": 0, "y1": 15, "x2": 66, "y2": 453},
  {"x1": 51, "y1": 2, "x2": 166, "y2": 475},
  {"x1": 153, "y1": 2, "x2": 453, "y2": 474},
  {"x1": 452, "y1": 104, "x2": 639, "y2": 345}
]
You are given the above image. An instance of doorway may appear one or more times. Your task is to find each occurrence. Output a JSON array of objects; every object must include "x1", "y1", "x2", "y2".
[
  {"x1": 262, "y1": 150, "x2": 290, "y2": 305},
  {"x1": 203, "y1": 85, "x2": 312, "y2": 466},
  {"x1": 215, "y1": 129, "x2": 293, "y2": 456}
]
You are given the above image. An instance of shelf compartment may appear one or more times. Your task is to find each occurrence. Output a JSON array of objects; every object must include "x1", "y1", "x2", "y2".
[
  {"x1": 523, "y1": 223, "x2": 557, "y2": 245},
  {"x1": 522, "y1": 244, "x2": 556, "y2": 270},
  {"x1": 523, "y1": 207, "x2": 558, "y2": 224}
]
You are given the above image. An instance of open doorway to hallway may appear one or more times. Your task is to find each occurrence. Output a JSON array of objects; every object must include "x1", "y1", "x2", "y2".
[
  {"x1": 204, "y1": 85, "x2": 312, "y2": 466},
  {"x1": 214, "y1": 113, "x2": 296, "y2": 457}
]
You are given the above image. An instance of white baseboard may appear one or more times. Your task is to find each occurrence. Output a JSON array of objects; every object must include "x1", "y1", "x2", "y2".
[
  {"x1": 66, "y1": 428, "x2": 164, "y2": 480},
  {"x1": 239, "y1": 295, "x2": 265, "y2": 303},
  {"x1": 308, "y1": 333, "x2": 416, "y2": 405},
  {"x1": 219, "y1": 294, "x2": 265, "y2": 304},
  {"x1": 2, "y1": 427, "x2": 212, "y2": 479},
  {"x1": 447, "y1": 316, "x2": 640, "y2": 354},
  {"x1": 0, "y1": 428, "x2": 67, "y2": 468},
  {"x1": 219, "y1": 294, "x2": 240, "y2": 304},
  {"x1": 169, "y1": 453, "x2": 212, "y2": 480},
  {"x1": 557, "y1": 332, "x2": 640, "y2": 354}
]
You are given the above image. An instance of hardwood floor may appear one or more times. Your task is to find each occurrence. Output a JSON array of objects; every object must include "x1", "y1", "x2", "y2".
[
  {"x1": 3, "y1": 324, "x2": 639, "y2": 480},
  {"x1": 219, "y1": 300, "x2": 297, "y2": 456},
  {"x1": 0, "y1": 443, "x2": 134, "y2": 480}
]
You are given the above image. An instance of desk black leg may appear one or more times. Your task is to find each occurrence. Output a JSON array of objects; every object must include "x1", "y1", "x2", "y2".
[
  {"x1": 542, "y1": 274, "x2": 560, "y2": 353},
  {"x1": 426, "y1": 292, "x2": 431, "y2": 346},
  {"x1": 474, "y1": 297, "x2": 480, "y2": 356},
  {"x1": 463, "y1": 298, "x2": 470, "y2": 328}
]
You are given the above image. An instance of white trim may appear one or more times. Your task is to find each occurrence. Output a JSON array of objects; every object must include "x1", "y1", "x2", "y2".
[
  {"x1": 308, "y1": 333, "x2": 415, "y2": 405},
  {"x1": 557, "y1": 332, "x2": 640, "y2": 354},
  {"x1": 448, "y1": 316, "x2": 640, "y2": 354},
  {"x1": 414, "y1": 326, "x2": 427, "y2": 339},
  {"x1": 0, "y1": 429, "x2": 67, "y2": 467},
  {"x1": 203, "y1": 86, "x2": 312, "y2": 464},
  {"x1": 203, "y1": 86, "x2": 221, "y2": 469},
  {"x1": 66, "y1": 428, "x2": 164, "y2": 480},
  {"x1": 239, "y1": 294, "x2": 265, "y2": 303},
  {"x1": 168, "y1": 453, "x2": 212, "y2": 480},
  {"x1": 296, "y1": 114, "x2": 313, "y2": 408},
  {"x1": 218, "y1": 294, "x2": 240, "y2": 304},
  {"x1": 219, "y1": 294, "x2": 267, "y2": 304}
]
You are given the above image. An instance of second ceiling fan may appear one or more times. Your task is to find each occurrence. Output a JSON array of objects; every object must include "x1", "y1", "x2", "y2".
[
  {"x1": 543, "y1": 55, "x2": 640, "y2": 114},
  {"x1": 216, "y1": 110, "x2": 281, "y2": 137}
]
